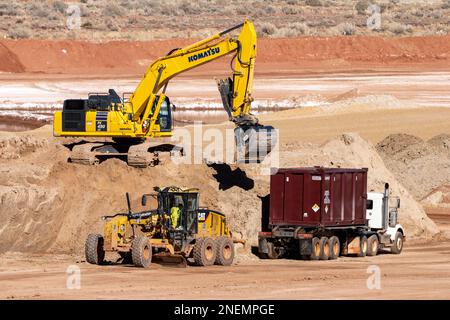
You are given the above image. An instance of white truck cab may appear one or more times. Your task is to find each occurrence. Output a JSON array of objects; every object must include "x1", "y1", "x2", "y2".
[{"x1": 366, "y1": 184, "x2": 405, "y2": 254}]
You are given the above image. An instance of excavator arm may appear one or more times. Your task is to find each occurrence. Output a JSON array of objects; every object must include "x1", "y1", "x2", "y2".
[{"x1": 130, "y1": 20, "x2": 257, "y2": 125}]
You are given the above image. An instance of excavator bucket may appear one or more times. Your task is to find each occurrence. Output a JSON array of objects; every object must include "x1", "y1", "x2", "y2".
[
  {"x1": 234, "y1": 125, "x2": 277, "y2": 163},
  {"x1": 152, "y1": 253, "x2": 188, "y2": 268},
  {"x1": 218, "y1": 78, "x2": 277, "y2": 163}
]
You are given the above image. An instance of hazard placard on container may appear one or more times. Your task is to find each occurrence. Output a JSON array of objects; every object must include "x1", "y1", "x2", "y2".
[{"x1": 312, "y1": 203, "x2": 320, "y2": 212}]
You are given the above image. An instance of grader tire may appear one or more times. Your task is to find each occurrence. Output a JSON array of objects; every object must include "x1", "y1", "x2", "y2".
[
  {"x1": 194, "y1": 237, "x2": 216, "y2": 266},
  {"x1": 131, "y1": 236, "x2": 152, "y2": 268},
  {"x1": 85, "y1": 234, "x2": 105, "y2": 265},
  {"x1": 215, "y1": 237, "x2": 235, "y2": 266}
]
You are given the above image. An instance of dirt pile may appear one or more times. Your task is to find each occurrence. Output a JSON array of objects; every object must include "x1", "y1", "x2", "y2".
[
  {"x1": 0, "y1": 134, "x2": 48, "y2": 159},
  {"x1": 0, "y1": 130, "x2": 267, "y2": 254},
  {"x1": 0, "y1": 124, "x2": 439, "y2": 257},
  {"x1": 1, "y1": 35, "x2": 450, "y2": 74},
  {"x1": 422, "y1": 185, "x2": 450, "y2": 208},
  {"x1": 274, "y1": 133, "x2": 439, "y2": 239},
  {"x1": 376, "y1": 133, "x2": 450, "y2": 200},
  {"x1": 320, "y1": 95, "x2": 404, "y2": 114}
]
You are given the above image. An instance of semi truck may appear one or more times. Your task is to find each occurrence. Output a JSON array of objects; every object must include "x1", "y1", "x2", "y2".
[{"x1": 258, "y1": 167, "x2": 405, "y2": 260}]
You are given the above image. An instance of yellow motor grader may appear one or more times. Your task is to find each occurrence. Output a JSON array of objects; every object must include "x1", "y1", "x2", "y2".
[{"x1": 85, "y1": 186, "x2": 238, "y2": 268}]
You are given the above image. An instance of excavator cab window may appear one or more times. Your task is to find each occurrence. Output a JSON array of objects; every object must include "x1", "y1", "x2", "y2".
[{"x1": 155, "y1": 96, "x2": 172, "y2": 132}]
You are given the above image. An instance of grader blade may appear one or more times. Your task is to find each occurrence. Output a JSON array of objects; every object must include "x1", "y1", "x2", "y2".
[{"x1": 152, "y1": 253, "x2": 187, "y2": 268}]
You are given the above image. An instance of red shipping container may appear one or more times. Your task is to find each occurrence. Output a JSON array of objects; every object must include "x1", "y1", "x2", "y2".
[{"x1": 269, "y1": 167, "x2": 368, "y2": 227}]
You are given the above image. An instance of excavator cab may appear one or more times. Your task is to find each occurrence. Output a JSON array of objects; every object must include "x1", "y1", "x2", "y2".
[{"x1": 155, "y1": 96, "x2": 172, "y2": 132}]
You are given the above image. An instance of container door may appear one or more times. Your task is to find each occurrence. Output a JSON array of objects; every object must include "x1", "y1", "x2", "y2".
[
  {"x1": 343, "y1": 173, "x2": 354, "y2": 224},
  {"x1": 302, "y1": 174, "x2": 321, "y2": 224},
  {"x1": 354, "y1": 172, "x2": 366, "y2": 224},
  {"x1": 269, "y1": 172, "x2": 285, "y2": 224},
  {"x1": 283, "y1": 173, "x2": 304, "y2": 224},
  {"x1": 332, "y1": 173, "x2": 343, "y2": 224}
]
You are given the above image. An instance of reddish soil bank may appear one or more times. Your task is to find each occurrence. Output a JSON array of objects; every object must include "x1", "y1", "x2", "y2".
[{"x1": 1, "y1": 36, "x2": 450, "y2": 75}]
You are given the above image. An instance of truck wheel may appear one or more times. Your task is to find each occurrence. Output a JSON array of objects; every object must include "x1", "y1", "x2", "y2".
[
  {"x1": 329, "y1": 236, "x2": 340, "y2": 260},
  {"x1": 319, "y1": 237, "x2": 330, "y2": 260},
  {"x1": 194, "y1": 237, "x2": 217, "y2": 266},
  {"x1": 310, "y1": 237, "x2": 320, "y2": 260},
  {"x1": 391, "y1": 231, "x2": 404, "y2": 254},
  {"x1": 85, "y1": 234, "x2": 105, "y2": 265},
  {"x1": 215, "y1": 237, "x2": 234, "y2": 266},
  {"x1": 358, "y1": 236, "x2": 368, "y2": 257},
  {"x1": 131, "y1": 236, "x2": 152, "y2": 268},
  {"x1": 266, "y1": 242, "x2": 280, "y2": 259},
  {"x1": 367, "y1": 235, "x2": 379, "y2": 256}
]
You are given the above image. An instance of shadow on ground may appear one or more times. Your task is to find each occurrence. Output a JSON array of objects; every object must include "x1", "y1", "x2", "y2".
[{"x1": 207, "y1": 163, "x2": 254, "y2": 191}]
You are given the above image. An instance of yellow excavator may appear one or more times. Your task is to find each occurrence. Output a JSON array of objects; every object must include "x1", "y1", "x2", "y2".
[{"x1": 53, "y1": 20, "x2": 276, "y2": 167}]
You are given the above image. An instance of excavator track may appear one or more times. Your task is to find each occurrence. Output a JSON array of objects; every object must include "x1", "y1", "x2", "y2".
[
  {"x1": 70, "y1": 143, "x2": 105, "y2": 165},
  {"x1": 127, "y1": 142, "x2": 162, "y2": 168},
  {"x1": 67, "y1": 140, "x2": 183, "y2": 168}
]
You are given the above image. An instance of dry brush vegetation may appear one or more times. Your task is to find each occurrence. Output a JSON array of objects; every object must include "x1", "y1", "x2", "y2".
[{"x1": 0, "y1": 0, "x2": 449, "y2": 40}]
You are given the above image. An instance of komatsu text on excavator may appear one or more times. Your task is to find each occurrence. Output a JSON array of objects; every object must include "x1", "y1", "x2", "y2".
[{"x1": 53, "y1": 20, "x2": 276, "y2": 167}]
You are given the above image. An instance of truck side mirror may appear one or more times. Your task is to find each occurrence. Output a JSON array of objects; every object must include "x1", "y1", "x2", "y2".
[
  {"x1": 397, "y1": 198, "x2": 401, "y2": 208},
  {"x1": 141, "y1": 195, "x2": 147, "y2": 207}
]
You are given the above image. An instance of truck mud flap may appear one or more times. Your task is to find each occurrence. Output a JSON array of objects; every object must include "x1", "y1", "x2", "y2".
[
  {"x1": 299, "y1": 239, "x2": 312, "y2": 256},
  {"x1": 258, "y1": 238, "x2": 269, "y2": 255}
]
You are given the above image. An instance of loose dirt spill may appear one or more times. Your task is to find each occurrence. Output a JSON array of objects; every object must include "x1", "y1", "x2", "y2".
[{"x1": 377, "y1": 133, "x2": 450, "y2": 200}]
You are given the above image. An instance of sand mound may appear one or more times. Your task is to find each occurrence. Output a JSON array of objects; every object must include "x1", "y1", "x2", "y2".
[
  {"x1": 0, "y1": 135, "x2": 49, "y2": 159},
  {"x1": 0, "y1": 128, "x2": 439, "y2": 256},
  {"x1": 277, "y1": 133, "x2": 439, "y2": 239},
  {"x1": 377, "y1": 134, "x2": 450, "y2": 200},
  {"x1": 376, "y1": 134, "x2": 424, "y2": 158},
  {"x1": 428, "y1": 134, "x2": 450, "y2": 152},
  {"x1": 422, "y1": 185, "x2": 450, "y2": 208},
  {"x1": 320, "y1": 95, "x2": 403, "y2": 114}
]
